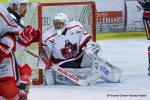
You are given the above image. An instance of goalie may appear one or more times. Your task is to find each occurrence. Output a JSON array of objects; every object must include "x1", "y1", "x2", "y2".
[{"x1": 42, "y1": 13, "x2": 122, "y2": 86}]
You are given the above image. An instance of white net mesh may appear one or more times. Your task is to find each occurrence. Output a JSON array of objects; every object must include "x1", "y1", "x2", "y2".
[
  {"x1": 24, "y1": 2, "x2": 95, "y2": 36},
  {"x1": 41, "y1": 4, "x2": 94, "y2": 35},
  {"x1": 15, "y1": 43, "x2": 41, "y2": 83},
  {"x1": 23, "y1": 2, "x2": 39, "y2": 29}
]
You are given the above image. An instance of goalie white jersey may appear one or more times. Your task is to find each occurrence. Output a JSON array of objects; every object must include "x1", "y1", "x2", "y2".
[
  {"x1": 43, "y1": 20, "x2": 122, "y2": 85},
  {"x1": 42, "y1": 21, "x2": 92, "y2": 64}
]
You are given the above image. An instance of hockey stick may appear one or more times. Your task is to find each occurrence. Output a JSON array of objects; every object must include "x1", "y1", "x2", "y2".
[
  {"x1": 26, "y1": 49, "x2": 39, "y2": 58},
  {"x1": 51, "y1": 65, "x2": 89, "y2": 86}
]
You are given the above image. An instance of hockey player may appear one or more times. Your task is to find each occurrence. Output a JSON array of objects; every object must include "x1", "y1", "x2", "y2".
[
  {"x1": 137, "y1": 0, "x2": 150, "y2": 39},
  {"x1": 0, "y1": 2, "x2": 40, "y2": 100},
  {"x1": 41, "y1": 13, "x2": 121, "y2": 85},
  {"x1": 7, "y1": 0, "x2": 35, "y2": 99},
  {"x1": 137, "y1": 0, "x2": 150, "y2": 76},
  {"x1": 8, "y1": 0, "x2": 32, "y2": 99}
]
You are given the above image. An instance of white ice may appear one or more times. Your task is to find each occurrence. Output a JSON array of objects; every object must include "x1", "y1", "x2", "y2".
[{"x1": 29, "y1": 38, "x2": 150, "y2": 100}]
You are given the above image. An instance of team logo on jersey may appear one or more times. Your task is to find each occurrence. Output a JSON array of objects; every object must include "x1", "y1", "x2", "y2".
[
  {"x1": 7, "y1": 14, "x2": 16, "y2": 25},
  {"x1": 61, "y1": 40, "x2": 78, "y2": 59},
  {"x1": 49, "y1": 39, "x2": 55, "y2": 43},
  {"x1": 76, "y1": 30, "x2": 81, "y2": 34}
]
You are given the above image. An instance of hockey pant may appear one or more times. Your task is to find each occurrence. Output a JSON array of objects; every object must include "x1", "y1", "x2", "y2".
[
  {"x1": 0, "y1": 64, "x2": 31, "y2": 99},
  {"x1": 0, "y1": 78, "x2": 18, "y2": 99}
]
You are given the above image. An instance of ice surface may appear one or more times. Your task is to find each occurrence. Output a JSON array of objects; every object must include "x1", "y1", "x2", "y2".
[{"x1": 29, "y1": 38, "x2": 150, "y2": 100}]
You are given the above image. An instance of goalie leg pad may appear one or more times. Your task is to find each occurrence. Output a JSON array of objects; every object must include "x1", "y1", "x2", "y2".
[
  {"x1": 92, "y1": 59, "x2": 122, "y2": 83},
  {"x1": 44, "y1": 69, "x2": 55, "y2": 85},
  {"x1": 82, "y1": 44, "x2": 121, "y2": 83}
]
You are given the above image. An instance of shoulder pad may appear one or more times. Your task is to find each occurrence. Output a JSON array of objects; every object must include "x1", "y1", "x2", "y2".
[
  {"x1": 67, "y1": 21, "x2": 83, "y2": 28},
  {"x1": 42, "y1": 26, "x2": 57, "y2": 43}
]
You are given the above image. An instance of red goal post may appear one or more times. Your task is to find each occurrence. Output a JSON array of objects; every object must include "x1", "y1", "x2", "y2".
[
  {"x1": 38, "y1": 1, "x2": 96, "y2": 41},
  {"x1": 31, "y1": 1, "x2": 96, "y2": 85}
]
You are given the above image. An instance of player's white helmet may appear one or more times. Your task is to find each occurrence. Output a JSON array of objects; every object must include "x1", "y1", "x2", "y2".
[
  {"x1": 53, "y1": 13, "x2": 69, "y2": 35},
  {"x1": 8, "y1": 0, "x2": 29, "y2": 16},
  {"x1": 9, "y1": 0, "x2": 29, "y2": 6}
]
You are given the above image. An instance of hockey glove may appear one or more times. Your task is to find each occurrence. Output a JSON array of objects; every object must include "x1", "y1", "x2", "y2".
[{"x1": 18, "y1": 25, "x2": 40, "y2": 46}]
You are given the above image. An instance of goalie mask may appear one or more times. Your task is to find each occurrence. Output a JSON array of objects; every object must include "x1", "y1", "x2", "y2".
[
  {"x1": 53, "y1": 13, "x2": 69, "y2": 35},
  {"x1": 8, "y1": 0, "x2": 29, "y2": 17}
]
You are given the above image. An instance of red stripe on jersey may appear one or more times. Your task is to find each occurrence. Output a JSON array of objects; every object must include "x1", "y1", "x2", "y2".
[
  {"x1": 83, "y1": 32, "x2": 88, "y2": 35},
  {"x1": 0, "y1": 12, "x2": 18, "y2": 28},
  {"x1": 67, "y1": 25, "x2": 80, "y2": 30},
  {"x1": 46, "y1": 26, "x2": 53, "y2": 30},
  {"x1": 143, "y1": 11, "x2": 150, "y2": 17},
  {"x1": 67, "y1": 25, "x2": 88, "y2": 35},
  {"x1": 0, "y1": 42, "x2": 9, "y2": 54},
  {"x1": 45, "y1": 34, "x2": 57, "y2": 43}
]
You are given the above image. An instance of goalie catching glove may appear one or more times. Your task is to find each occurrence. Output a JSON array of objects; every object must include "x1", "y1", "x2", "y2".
[
  {"x1": 18, "y1": 25, "x2": 41, "y2": 46},
  {"x1": 82, "y1": 41, "x2": 122, "y2": 83}
]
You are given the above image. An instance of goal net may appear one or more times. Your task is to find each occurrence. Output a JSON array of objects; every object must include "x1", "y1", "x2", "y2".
[{"x1": 21, "y1": 1, "x2": 96, "y2": 85}]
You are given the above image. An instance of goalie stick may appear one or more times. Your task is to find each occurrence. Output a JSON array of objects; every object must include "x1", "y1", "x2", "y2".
[{"x1": 51, "y1": 65, "x2": 91, "y2": 86}]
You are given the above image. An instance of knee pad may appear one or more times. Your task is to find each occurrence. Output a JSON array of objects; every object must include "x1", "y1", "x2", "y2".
[{"x1": 92, "y1": 59, "x2": 122, "y2": 83}]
